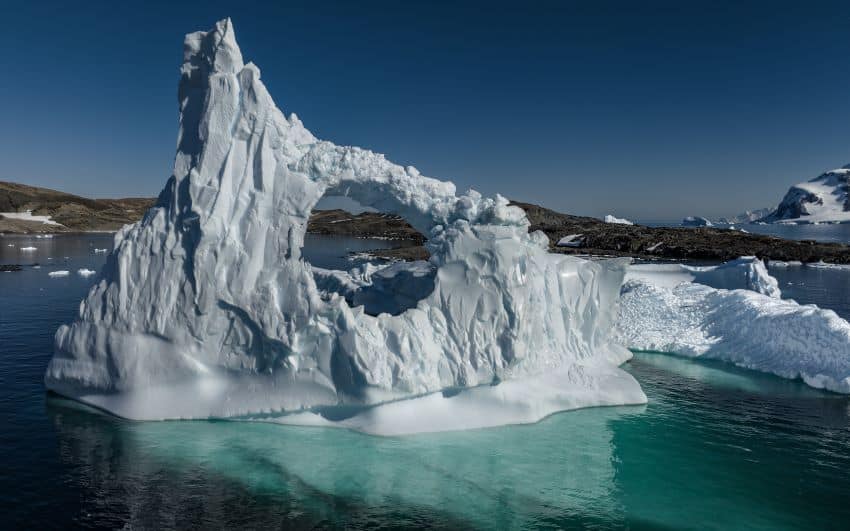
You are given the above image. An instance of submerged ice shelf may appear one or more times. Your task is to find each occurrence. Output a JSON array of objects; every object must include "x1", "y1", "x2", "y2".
[{"x1": 44, "y1": 19, "x2": 646, "y2": 432}]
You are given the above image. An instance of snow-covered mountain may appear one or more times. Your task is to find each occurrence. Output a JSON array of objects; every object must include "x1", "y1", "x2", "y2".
[
  {"x1": 716, "y1": 208, "x2": 773, "y2": 225},
  {"x1": 760, "y1": 165, "x2": 850, "y2": 224}
]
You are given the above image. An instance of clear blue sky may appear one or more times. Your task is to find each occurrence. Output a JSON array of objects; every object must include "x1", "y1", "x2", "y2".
[{"x1": 2, "y1": 1, "x2": 849, "y2": 219}]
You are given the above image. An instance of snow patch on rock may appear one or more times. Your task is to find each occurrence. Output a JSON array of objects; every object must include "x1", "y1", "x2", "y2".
[
  {"x1": 604, "y1": 214, "x2": 633, "y2": 225},
  {"x1": 0, "y1": 210, "x2": 62, "y2": 226}
]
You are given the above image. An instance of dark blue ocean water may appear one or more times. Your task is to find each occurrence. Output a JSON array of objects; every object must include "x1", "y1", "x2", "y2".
[{"x1": 1, "y1": 232, "x2": 850, "y2": 529}]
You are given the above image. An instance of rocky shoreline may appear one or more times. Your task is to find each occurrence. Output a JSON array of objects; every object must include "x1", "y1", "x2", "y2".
[
  {"x1": 324, "y1": 201, "x2": 850, "y2": 264},
  {"x1": 4, "y1": 179, "x2": 850, "y2": 264},
  {"x1": 0, "y1": 181, "x2": 155, "y2": 233}
]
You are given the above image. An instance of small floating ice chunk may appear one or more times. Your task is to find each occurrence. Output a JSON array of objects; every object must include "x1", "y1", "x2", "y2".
[
  {"x1": 768, "y1": 260, "x2": 802, "y2": 268},
  {"x1": 93, "y1": 248, "x2": 108, "y2": 254},
  {"x1": 20, "y1": 246, "x2": 37, "y2": 251},
  {"x1": 48, "y1": 270, "x2": 70, "y2": 277},
  {"x1": 77, "y1": 268, "x2": 96, "y2": 277}
]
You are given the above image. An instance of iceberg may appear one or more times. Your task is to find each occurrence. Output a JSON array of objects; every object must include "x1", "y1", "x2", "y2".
[
  {"x1": 681, "y1": 216, "x2": 713, "y2": 227},
  {"x1": 77, "y1": 268, "x2": 97, "y2": 277},
  {"x1": 619, "y1": 258, "x2": 850, "y2": 393},
  {"x1": 44, "y1": 19, "x2": 645, "y2": 431}
]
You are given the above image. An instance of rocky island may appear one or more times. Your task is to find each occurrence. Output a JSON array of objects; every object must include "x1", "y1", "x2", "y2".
[{"x1": 4, "y1": 180, "x2": 850, "y2": 264}]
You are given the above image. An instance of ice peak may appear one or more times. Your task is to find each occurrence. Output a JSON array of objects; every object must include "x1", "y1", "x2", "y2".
[{"x1": 182, "y1": 17, "x2": 244, "y2": 76}]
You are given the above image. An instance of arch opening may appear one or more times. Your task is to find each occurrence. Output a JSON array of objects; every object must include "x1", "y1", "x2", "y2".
[{"x1": 304, "y1": 194, "x2": 435, "y2": 317}]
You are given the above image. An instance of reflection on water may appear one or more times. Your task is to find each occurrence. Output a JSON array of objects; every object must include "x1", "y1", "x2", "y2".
[
  {"x1": 46, "y1": 396, "x2": 635, "y2": 529},
  {"x1": 42, "y1": 353, "x2": 850, "y2": 530}
]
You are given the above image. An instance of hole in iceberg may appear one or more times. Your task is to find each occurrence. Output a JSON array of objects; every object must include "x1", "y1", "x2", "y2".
[{"x1": 304, "y1": 195, "x2": 435, "y2": 316}]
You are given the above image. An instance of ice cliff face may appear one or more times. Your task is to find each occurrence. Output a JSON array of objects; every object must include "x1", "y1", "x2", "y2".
[
  {"x1": 761, "y1": 165, "x2": 850, "y2": 224},
  {"x1": 44, "y1": 19, "x2": 645, "y2": 426}
]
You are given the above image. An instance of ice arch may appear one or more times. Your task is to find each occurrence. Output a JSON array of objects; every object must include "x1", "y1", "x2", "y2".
[{"x1": 45, "y1": 19, "x2": 645, "y2": 430}]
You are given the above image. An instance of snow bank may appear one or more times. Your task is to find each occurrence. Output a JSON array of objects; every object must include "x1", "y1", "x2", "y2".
[
  {"x1": 618, "y1": 264, "x2": 850, "y2": 393},
  {"x1": 604, "y1": 214, "x2": 633, "y2": 225},
  {"x1": 45, "y1": 19, "x2": 645, "y2": 431},
  {"x1": 49, "y1": 270, "x2": 70, "y2": 277}
]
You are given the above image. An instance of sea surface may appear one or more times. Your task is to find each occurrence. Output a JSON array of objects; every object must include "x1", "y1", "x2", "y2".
[{"x1": 1, "y1": 232, "x2": 850, "y2": 529}]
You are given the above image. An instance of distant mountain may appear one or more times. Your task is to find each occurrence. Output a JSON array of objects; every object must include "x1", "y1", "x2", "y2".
[
  {"x1": 0, "y1": 181, "x2": 156, "y2": 233},
  {"x1": 759, "y1": 164, "x2": 850, "y2": 224},
  {"x1": 716, "y1": 208, "x2": 773, "y2": 225}
]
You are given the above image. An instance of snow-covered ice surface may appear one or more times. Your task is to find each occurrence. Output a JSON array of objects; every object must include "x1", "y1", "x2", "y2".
[
  {"x1": 0, "y1": 210, "x2": 62, "y2": 226},
  {"x1": 44, "y1": 19, "x2": 645, "y2": 433},
  {"x1": 619, "y1": 258, "x2": 850, "y2": 393},
  {"x1": 604, "y1": 214, "x2": 633, "y2": 225},
  {"x1": 626, "y1": 257, "x2": 781, "y2": 298},
  {"x1": 761, "y1": 165, "x2": 850, "y2": 224}
]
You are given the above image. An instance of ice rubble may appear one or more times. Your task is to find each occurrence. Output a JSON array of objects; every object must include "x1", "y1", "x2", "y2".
[
  {"x1": 619, "y1": 258, "x2": 850, "y2": 393},
  {"x1": 44, "y1": 19, "x2": 645, "y2": 431}
]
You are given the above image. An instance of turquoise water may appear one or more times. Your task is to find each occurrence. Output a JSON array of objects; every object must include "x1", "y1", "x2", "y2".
[{"x1": 2, "y1": 233, "x2": 850, "y2": 529}]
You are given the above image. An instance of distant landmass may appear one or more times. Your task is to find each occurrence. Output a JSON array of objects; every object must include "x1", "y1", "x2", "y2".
[
  {"x1": 2, "y1": 181, "x2": 850, "y2": 263},
  {"x1": 758, "y1": 164, "x2": 850, "y2": 224},
  {"x1": 716, "y1": 208, "x2": 773, "y2": 225},
  {"x1": 0, "y1": 181, "x2": 155, "y2": 233}
]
